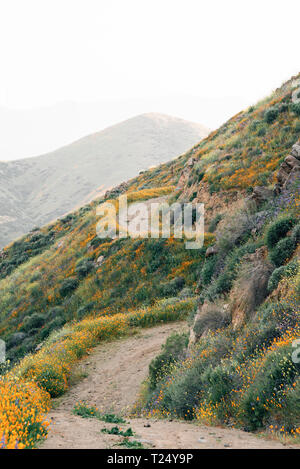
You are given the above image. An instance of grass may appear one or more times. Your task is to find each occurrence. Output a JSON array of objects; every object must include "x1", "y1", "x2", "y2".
[
  {"x1": 119, "y1": 438, "x2": 145, "y2": 448},
  {"x1": 73, "y1": 402, "x2": 127, "y2": 424},
  {"x1": 101, "y1": 426, "x2": 134, "y2": 437}
]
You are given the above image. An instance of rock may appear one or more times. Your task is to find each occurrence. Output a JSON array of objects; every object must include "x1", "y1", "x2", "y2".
[
  {"x1": 9, "y1": 332, "x2": 26, "y2": 347},
  {"x1": 277, "y1": 164, "x2": 290, "y2": 185},
  {"x1": 285, "y1": 154, "x2": 300, "y2": 169},
  {"x1": 247, "y1": 186, "x2": 273, "y2": 207},
  {"x1": 136, "y1": 439, "x2": 153, "y2": 446},
  {"x1": 205, "y1": 245, "x2": 218, "y2": 257},
  {"x1": 276, "y1": 140, "x2": 300, "y2": 193},
  {"x1": 0, "y1": 249, "x2": 7, "y2": 259},
  {"x1": 186, "y1": 157, "x2": 196, "y2": 167},
  {"x1": 35, "y1": 342, "x2": 44, "y2": 352},
  {"x1": 283, "y1": 166, "x2": 300, "y2": 191},
  {"x1": 96, "y1": 255, "x2": 105, "y2": 266},
  {"x1": 144, "y1": 423, "x2": 151, "y2": 428},
  {"x1": 224, "y1": 443, "x2": 231, "y2": 448},
  {"x1": 198, "y1": 437, "x2": 207, "y2": 443},
  {"x1": 104, "y1": 181, "x2": 128, "y2": 199},
  {"x1": 291, "y1": 142, "x2": 300, "y2": 159}
]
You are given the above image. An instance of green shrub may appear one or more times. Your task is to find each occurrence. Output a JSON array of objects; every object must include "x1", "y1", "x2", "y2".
[
  {"x1": 33, "y1": 364, "x2": 67, "y2": 397},
  {"x1": 208, "y1": 214, "x2": 223, "y2": 233},
  {"x1": 266, "y1": 215, "x2": 296, "y2": 249},
  {"x1": 215, "y1": 271, "x2": 234, "y2": 295},
  {"x1": 291, "y1": 222, "x2": 300, "y2": 244},
  {"x1": 264, "y1": 106, "x2": 279, "y2": 124},
  {"x1": 268, "y1": 260, "x2": 299, "y2": 292},
  {"x1": 160, "y1": 277, "x2": 185, "y2": 297},
  {"x1": 194, "y1": 308, "x2": 230, "y2": 337},
  {"x1": 21, "y1": 313, "x2": 45, "y2": 332},
  {"x1": 291, "y1": 103, "x2": 300, "y2": 117},
  {"x1": 77, "y1": 302, "x2": 96, "y2": 320},
  {"x1": 46, "y1": 306, "x2": 64, "y2": 320},
  {"x1": 200, "y1": 257, "x2": 217, "y2": 286},
  {"x1": 149, "y1": 332, "x2": 188, "y2": 390},
  {"x1": 239, "y1": 345, "x2": 298, "y2": 431},
  {"x1": 269, "y1": 237, "x2": 295, "y2": 267},
  {"x1": 59, "y1": 277, "x2": 79, "y2": 297},
  {"x1": 101, "y1": 426, "x2": 134, "y2": 437},
  {"x1": 201, "y1": 365, "x2": 234, "y2": 407},
  {"x1": 75, "y1": 259, "x2": 95, "y2": 278}
]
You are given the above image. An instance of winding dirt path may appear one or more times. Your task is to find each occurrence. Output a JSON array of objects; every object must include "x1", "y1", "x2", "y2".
[{"x1": 41, "y1": 323, "x2": 298, "y2": 449}]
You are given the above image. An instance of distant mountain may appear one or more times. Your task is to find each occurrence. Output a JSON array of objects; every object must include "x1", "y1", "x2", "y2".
[{"x1": 0, "y1": 113, "x2": 209, "y2": 247}]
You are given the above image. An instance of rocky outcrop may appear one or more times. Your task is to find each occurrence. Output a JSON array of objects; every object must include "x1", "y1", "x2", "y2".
[
  {"x1": 247, "y1": 186, "x2": 273, "y2": 208},
  {"x1": 96, "y1": 255, "x2": 105, "y2": 266},
  {"x1": 104, "y1": 181, "x2": 129, "y2": 199},
  {"x1": 275, "y1": 140, "x2": 300, "y2": 194},
  {"x1": 247, "y1": 140, "x2": 300, "y2": 206},
  {"x1": 175, "y1": 156, "x2": 197, "y2": 191},
  {"x1": 205, "y1": 245, "x2": 218, "y2": 257}
]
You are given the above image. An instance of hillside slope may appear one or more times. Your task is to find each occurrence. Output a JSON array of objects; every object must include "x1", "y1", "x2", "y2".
[
  {"x1": 0, "y1": 74, "x2": 299, "y2": 448},
  {"x1": 0, "y1": 113, "x2": 208, "y2": 248}
]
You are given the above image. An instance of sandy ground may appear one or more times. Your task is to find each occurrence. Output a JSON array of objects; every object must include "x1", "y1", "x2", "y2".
[{"x1": 41, "y1": 323, "x2": 298, "y2": 449}]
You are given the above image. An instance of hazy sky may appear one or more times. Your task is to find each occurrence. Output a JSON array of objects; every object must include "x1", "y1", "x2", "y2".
[{"x1": 0, "y1": 0, "x2": 299, "y2": 159}]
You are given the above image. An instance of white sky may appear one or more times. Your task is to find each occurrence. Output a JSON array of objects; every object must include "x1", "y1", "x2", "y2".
[{"x1": 0, "y1": 0, "x2": 299, "y2": 159}]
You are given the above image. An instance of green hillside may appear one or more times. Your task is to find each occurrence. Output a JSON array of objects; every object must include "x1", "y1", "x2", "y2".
[{"x1": 0, "y1": 74, "x2": 299, "y2": 448}]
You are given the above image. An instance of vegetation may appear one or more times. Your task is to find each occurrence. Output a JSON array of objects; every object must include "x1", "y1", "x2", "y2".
[{"x1": 0, "y1": 73, "x2": 299, "y2": 448}]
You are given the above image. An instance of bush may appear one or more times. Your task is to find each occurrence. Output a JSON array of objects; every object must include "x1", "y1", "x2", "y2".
[
  {"x1": 239, "y1": 345, "x2": 298, "y2": 431},
  {"x1": 46, "y1": 306, "x2": 64, "y2": 321},
  {"x1": 75, "y1": 259, "x2": 95, "y2": 278},
  {"x1": 268, "y1": 260, "x2": 299, "y2": 292},
  {"x1": 266, "y1": 215, "x2": 296, "y2": 249},
  {"x1": 59, "y1": 277, "x2": 79, "y2": 297},
  {"x1": 200, "y1": 257, "x2": 217, "y2": 286},
  {"x1": 269, "y1": 237, "x2": 295, "y2": 267},
  {"x1": 208, "y1": 214, "x2": 223, "y2": 233},
  {"x1": 291, "y1": 103, "x2": 300, "y2": 117},
  {"x1": 77, "y1": 302, "x2": 96, "y2": 320},
  {"x1": 194, "y1": 307, "x2": 230, "y2": 337},
  {"x1": 160, "y1": 277, "x2": 185, "y2": 297},
  {"x1": 291, "y1": 222, "x2": 300, "y2": 244},
  {"x1": 264, "y1": 106, "x2": 279, "y2": 124},
  {"x1": 33, "y1": 363, "x2": 67, "y2": 397},
  {"x1": 21, "y1": 313, "x2": 45, "y2": 332},
  {"x1": 42, "y1": 317, "x2": 66, "y2": 337},
  {"x1": 149, "y1": 332, "x2": 188, "y2": 390}
]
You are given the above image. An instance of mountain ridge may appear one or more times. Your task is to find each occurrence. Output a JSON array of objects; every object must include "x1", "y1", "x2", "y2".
[{"x1": 0, "y1": 113, "x2": 209, "y2": 248}]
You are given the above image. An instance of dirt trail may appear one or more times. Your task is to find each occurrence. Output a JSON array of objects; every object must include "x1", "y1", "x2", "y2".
[{"x1": 41, "y1": 323, "x2": 297, "y2": 449}]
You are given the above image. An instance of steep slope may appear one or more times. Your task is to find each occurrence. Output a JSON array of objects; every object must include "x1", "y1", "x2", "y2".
[
  {"x1": 0, "y1": 113, "x2": 209, "y2": 248},
  {"x1": 0, "y1": 74, "x2": 299, "y2": 448}
]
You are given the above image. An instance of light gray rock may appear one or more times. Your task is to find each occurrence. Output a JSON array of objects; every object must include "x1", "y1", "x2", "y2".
[
  {"x1": 205, "y1": 245, "x2": 218, "y2": 257},
  {"x1": 96, "y1": 255, "x2": 105, "y2": 266},
  {"x1": 291, "y1": 142, "x2": 300, "y2": 159}
]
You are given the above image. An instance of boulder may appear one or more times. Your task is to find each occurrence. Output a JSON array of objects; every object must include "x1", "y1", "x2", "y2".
[
  {"x1": 96, "y1": 255, "x2": 105, "y2": 266},
  {"x1": 205, "y1": 245, "x2": 218, "y2": 257},
  {"x1": 186, "y1": 157, "x2": 196, "y2": 167},
  {"x1": 291, "y1": 142, "x2": 300, "y2": 159},
  {"x1": 275, "y1": 141, "x2": 300, "y2": 193},
  {"x1": 284, "y1": 154, "x2": 300, "y2": 169},
  {"x1": 247, "y1": 186, "x2": 273, "y2": 207},
  {"x1": 283, "y1": 165, "x2": 300, "y2": 191}
]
